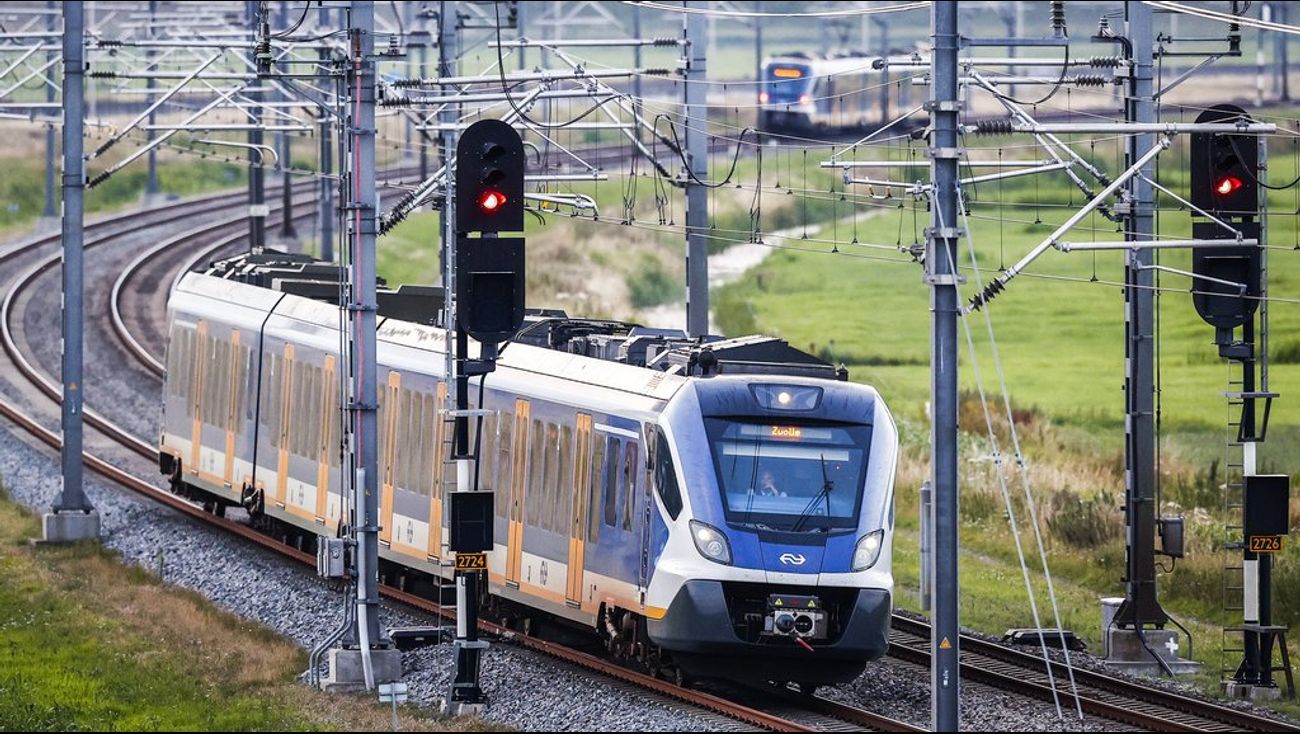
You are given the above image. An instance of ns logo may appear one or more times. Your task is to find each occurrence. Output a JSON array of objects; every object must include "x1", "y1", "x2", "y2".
[{"x1": 778, "y1": 552, "x2": 807, "y2": 566}]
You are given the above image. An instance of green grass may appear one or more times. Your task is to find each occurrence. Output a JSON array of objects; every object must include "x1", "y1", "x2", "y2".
[{"x1": 0, "y1": 487, "x2": 464, "y2": 732}]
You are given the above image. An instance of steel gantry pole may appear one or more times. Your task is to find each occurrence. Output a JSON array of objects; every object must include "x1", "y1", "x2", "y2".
[
  {"x1": 1113, "y1": 0, "x2": 1170, "y2": 639},
  {"x1": 278, "y1": 0, "x2": 296, "y2": 243},
  {"x1": 44, "y1": 0, "x2": 99, "y2": 544},
  {"x1": 145, "y1": 0, "x2": 158, "y2": 200},
  {"x1": 928, "y1": 1, "x2": 961, "y2": 730},
  {"x1": 318, "y1": 3, "x2": 334, "y2": 262},
  {"x1": 321, "y1": 0, "x2": 400, "y2": 692},
  {"x1": 246, "y1": 0, "x2": 266, "y2": 250},
  {"x1": 43, "y1": 0, "x2": 56, "y2": 219},
  {"x1": 683, "y1": 0, "x2": 709, "y2": 337}
]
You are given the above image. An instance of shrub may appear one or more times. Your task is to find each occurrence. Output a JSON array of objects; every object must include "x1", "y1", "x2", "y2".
[
  {"x1": 1045, "y1": 491, "x2": 1124, "y2": 548},
  {"x1": 714, "y1": 291, "x2": 758, "y2": 336},
  {"x1": 625, "y1": 254, "x2": 677, "y2": 308}
]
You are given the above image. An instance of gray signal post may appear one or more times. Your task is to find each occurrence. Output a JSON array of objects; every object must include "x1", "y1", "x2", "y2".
[
  {"x1": 928, "y1": 2, "x2": 960, "y2": 729},
  {"x1": 43, "y1": 0, "x2": 99, "y2": 544},
  {"x1": 322, "y1": 0, "x2": 400, "y2": 691},
  {"x1": 682, "y1": 0, "x2": 708, "y2": 338}
]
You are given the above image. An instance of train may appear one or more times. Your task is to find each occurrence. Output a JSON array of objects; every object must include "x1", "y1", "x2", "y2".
[
  {"x1": 157, "y1": 251, "x2": 899, "y2": 690},
  {"x1": 758, "y1": 53, "x2": 886, "y2": 136}
]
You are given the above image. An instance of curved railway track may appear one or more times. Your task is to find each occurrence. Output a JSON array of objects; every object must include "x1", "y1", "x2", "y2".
[{"x1": 0, "y1": 192, "x2": 921, "y2": 733}]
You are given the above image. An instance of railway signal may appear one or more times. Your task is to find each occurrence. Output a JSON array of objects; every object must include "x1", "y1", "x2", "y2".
[
  {"x1": 1188, "y1": 104, "x2": 1289, "y2": 696},
  {"x1": 455, "y1": 119, "x2": 526, "y2": 347},
  {"x1": 445, "y1": 118, "x2": 527, "y2": 714}
]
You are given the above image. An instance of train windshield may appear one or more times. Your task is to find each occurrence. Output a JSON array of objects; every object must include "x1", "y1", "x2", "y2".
[
  {"x1": 706, "y1": 419, "x2": 871, "y2": 531},
  {"x1": 764, "y1": 63, "x2": 812, "y2": 104}
]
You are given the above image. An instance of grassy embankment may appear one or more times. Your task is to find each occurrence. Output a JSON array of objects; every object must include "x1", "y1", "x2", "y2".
[
  {"x1": 709, "y1": 124, "x2": 1300, "y2": 705},
  {"x1": 0, "y1": 485, "x2": 480, "y2": 731}
]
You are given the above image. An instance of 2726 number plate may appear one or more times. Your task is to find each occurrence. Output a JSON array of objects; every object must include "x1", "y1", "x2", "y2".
[{"x1": 1248, "y1": 535, "x2": 1284, "y2": 553}]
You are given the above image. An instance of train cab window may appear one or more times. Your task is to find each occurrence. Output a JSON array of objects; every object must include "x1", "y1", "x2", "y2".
[
  {"x1": 589, "y1": 434, "x2": 606, "y2": 542},
  {"x1": 557, "y1": 424, "x2": 573, "y2": 534},
  {"x1": 621, "y1": 442, "x2": 638, "y2": 531},
  {"x1": 654, "y1": 431, "x2": 683, "y2": 521},
  {"x1": 495, "y1": 413, "x2": 513, "y2": 518},
  {"x1": 706, "y1": 420, "x2": 871, "y2": 531},
  {"x1": 602, "y1": 437, "x2": 619, "y2": 528},
  {"x1": 527, "y1": 418, "x2": 544, "y2": 525}
]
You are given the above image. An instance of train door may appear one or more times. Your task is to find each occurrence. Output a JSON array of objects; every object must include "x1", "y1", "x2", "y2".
[
  {"x1": 314, "y1": 355, "x2": 336, "y2": 522},
  {"x1": 566, "y1": 414, "x2": 593, "y2": 607},
  {"x1": 506, "y1": 399, "x2": 529, "y2": 587},
  {"x1": 426, "y1": 381, "x2": 447, "y2": 560},
  {"x1": 379, "y1": 371, "x2": 400, "y2": 545},
  {"x1": 222, "y1": 331, "x2": 242, "y2": 487},
  {"x1": 275, "y1": 343, "x2": 294, "y2": 505},
  {"x1": 189, "y1": 321, "x2": 208, "y2": 474}
]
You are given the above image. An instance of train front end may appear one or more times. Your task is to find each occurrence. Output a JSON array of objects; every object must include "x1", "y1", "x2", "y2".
[{"x1": 646, "y1": 376, "x2": 897, "y2": 687}]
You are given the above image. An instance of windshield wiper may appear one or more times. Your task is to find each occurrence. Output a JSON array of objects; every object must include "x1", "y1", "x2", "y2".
[{"x1": 790, "y1": 454, "x2": 834, "y2": 532}]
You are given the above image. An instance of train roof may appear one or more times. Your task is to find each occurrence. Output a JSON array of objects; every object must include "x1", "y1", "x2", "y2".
[{"x1": 187, "y1": 251, "x2": 849, "y2": 387}]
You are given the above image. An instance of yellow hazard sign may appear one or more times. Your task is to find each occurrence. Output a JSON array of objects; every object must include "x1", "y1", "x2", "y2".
[{"x1": 940, "y1": 637, "x2": 952, "y2": 649}]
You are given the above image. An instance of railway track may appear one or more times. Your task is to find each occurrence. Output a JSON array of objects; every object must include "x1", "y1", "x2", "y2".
[
  {"x1": 888, "y1": 615, "x2": 1299, "y2": 733},
  {"x1": 0, "y1": 192, "x2": 922, "y2": 733}
]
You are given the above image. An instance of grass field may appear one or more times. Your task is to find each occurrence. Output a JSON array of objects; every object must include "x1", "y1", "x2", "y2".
[
  {"x1": 708, "y1": 121, "x2": 1300, "y2": 704},
  {"x1": 0, "y1": 486, "x2": 477, "y2": 732}
]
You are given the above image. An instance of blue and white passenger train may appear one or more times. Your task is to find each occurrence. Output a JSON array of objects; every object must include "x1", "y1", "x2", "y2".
[{"x1": 158, "y1": 253, "x2": 898, "y2": 688}]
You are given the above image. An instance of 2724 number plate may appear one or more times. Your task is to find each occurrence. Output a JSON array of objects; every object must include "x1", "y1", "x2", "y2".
[{"x1": 454, "y1": 552, "x2": 487, "y2": 571}]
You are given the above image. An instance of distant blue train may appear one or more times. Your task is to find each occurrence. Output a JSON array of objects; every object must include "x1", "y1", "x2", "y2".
[{"x1": 158, "y1": 252, "x2": 898, "y2": 689}]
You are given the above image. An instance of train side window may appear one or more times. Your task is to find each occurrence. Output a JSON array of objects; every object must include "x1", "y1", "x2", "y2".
[
  {"x1": 557, "y1": 424, "x2": 573, "y2": 535},
  {"x1": 422, "y1": 392, "x2": 435, "y2": 495},
  {"x1": 602, "y1": 437, "x2": 619, "y2": 528},
  {"x1": 621, "y1": 442, "x2": 638, "y2": 531},
  {"x1": 273, "y1": 354, "x2": 284, "y2": 449},
  {"x1": 654, "y1": 431, "x2": 683, "y2": 520},
  {"x1": 238, "y1": 346, "x2": 251, "y2": 423},
  {"x1": 309, "y1": 367, "x2": 322, "y2": 456},
  {"x1": 495, "y1": 412, "x2": 512, "y2": 518},
  {"x1": 542, "y1": 422, "x2": 559, "y2": 532},
  {"x1": 527, "y1": 418, "x2": 544, "y2": 526},
  {"x1": 480, "y1": 412, "x2": 497, "y2": 492},
  {"x1": 589, "y1": 434, "x2": 606, "y2": 542}
]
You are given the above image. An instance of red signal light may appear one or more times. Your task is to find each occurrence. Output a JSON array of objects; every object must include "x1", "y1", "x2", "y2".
[
  {"x1": 1214, "y1": 176, "x2": 1243, "y2": 197},
  {"x1": 477, "y1": 190, "x2": 507, "y2": 214}
]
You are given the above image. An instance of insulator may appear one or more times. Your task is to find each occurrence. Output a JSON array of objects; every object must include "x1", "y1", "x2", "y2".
[
  {"x1": 974, "y1": 119, "x2": 1015, "y2": 136},
  {"x1": 1088, "y1": 55, "x2": 1123, "y2": 68},
  {"x1": 644, "y1": 68, "x2": 672, "y2": 76},
  {"x1": 968, "y1": 278, "x2": 1006, "y2": 312},
  {"x1": 389, "y1": 78, "x2": 422, "y2": 88},
  {"x1": 1072, "y1": 75, "x2": 1109, "y2": 88},
  {"x1": 88, "y1": 70, "x2": 116, "y2": 79},
  {"x1": 652, "y1": 37, "x2": 678, "y2": 47},
  {"x1": 1050, "y1": 1, "x2": 1067, "y2": 38}
]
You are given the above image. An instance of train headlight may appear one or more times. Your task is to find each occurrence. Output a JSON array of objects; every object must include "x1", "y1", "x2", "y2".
[
  {"x1": 690, "y1": 520, "x2": 732, "y2": 565},
  {"x1": 852, "y1": 529, "x2": 884, "y2": 571}
]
